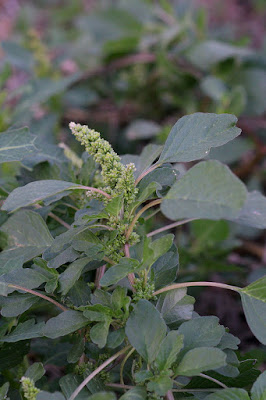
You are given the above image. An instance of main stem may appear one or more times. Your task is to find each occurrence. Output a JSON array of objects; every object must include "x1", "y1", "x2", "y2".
[
  {"x1": 69, "y1": 346, "x2": 131, "y2": 400},
  {"x1": 153, "y1": 281, "x2": 240, "y2": 296}
]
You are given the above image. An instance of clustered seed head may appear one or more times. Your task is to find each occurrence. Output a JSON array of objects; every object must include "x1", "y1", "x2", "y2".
[{"x1": 20, "y1": 377, "x2": 40, "y2": 400}]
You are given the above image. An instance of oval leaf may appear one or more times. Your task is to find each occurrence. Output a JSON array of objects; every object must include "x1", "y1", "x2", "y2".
[
  {"x1": 42, "y1": 310, "x2": 88, "y2": 339},
  {"x1": 159, "y1": 113, "x2": 241, "y2": 163},
  {"x1": 161, "y1": 160, "x2": 246, "y2": 221},
  {"x1": 125, "y1": 299, "x2": 167, "y2": 363}
]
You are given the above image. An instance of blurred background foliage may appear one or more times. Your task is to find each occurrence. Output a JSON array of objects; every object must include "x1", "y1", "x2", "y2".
[{"x1": 0, "y1": 0, "x2": 265, "y2": 358}]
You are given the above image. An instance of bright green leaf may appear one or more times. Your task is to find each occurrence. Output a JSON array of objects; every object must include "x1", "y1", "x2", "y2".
[
  {"x1": 25, "y1": 362, "x2": 45, "y2": 383},
  {"x1": 240, "y1": 293, "x2": 266, "y2": 345},
  {"x1": 0, "y1": 127, "x2": 36, "y2": 164},
  {"x1": 2, "y1": 180, "x2": 82, "y2": 212},
  {"x1": 159, "y1": 113, "x2": 241, "y2": 163},
  {"x1": 100, "y1": 258, "x2": 139, "y2": 286},
  {"x1": 120, "y1": 387, "x2": 147, "y2": 399},
  {"x1": 155, "y1": 331, "x2": 184, "y2": 371},
  {"x1": 161, "y1": 160, "x2": 246, "y2": 221},
  {"x1": 125, "y1": 299, "x2": 167, "y2": 363},
  {"x1": 42, "y1": 310, "x2": 88, "y2": 339},
  {"x1": 0, "y1": 319, "x2": 45, "y2": 342},
  {"x1": 175, "y1": 347, "x2": 227, "y2": 376}
]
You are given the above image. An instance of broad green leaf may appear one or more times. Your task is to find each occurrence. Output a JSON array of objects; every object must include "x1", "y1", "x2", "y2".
[
  {"x1": 161, "y1": 160, "x2": 246, "y2": 221},
  {"x1": 100, "y1": 258, "x2": 139, "y2": 286},
  {"x1": 0, "y1": 293, "x2": 40, "y2": 317},
  {"x1": 205, "y1": 388, "x2": 250, "y2": 400},
  {"x1": 42, "y1": 310, "x2": 88, "y2": 339},
  {"x1": 175, "y1": 347, "x2": 227, "y2": 376},
  {"x1": 241, "y1": 276, "x2": 266, "y2": 302},
  {"x1": 2, "y1": 180, "x2": 82, "y2": 212},
  {"x1": 152, "y1": 245, "x2": 179, "y2": 290},
  {"x1": 178, "y1": 316, "x2": 225, "y2": 351},
  {"x1": 156, "y1": 288, "x2": 194, "y2": 328},
  {"x1": 104, "y1": 195, "x2": 123, "y2": 216},
  {"x1": 159, "y1": 113, "x2": 241, "y2": 163},
  {"x1": 0, "y1": 319, "x2": 45, "y2": 342},
  {"x1": 137, "y1": 166, "x2": 177, "y2": 197},
  {"x1": 59, "y1": 257, "x2": 92, "y2": 295},
  {"x1": 120, "y1": 387, "x2": 147, "y2": 399},
  {"x1": 0, "y1": 268, "x2": 48, "y2": 295},
  {"x1": 67, "y1": 337, "x2": 85, "y2": 364},
  {"x1": 37, "y1": 392, "x2": 65, "y2": 400},
  {"x1": 25, "y1": 362, "x2": 45, "y2": 382},
  {"x1": 218, "y1": 332, "x2": 240, "y2": 350},
  {"x1": 232, "y1": 191, "x2": 266, "y2": 229},
  {"x1": 155, "y1": 331, "x2": 184, "y2": 371},
  {"x1": 240, "y1": 293, "x2": 266, "y2": 344},
  {"x1": 136, "y1": 143, "x2": 162, "y2": 177},
  {"x1": 88, "y1": 393, "x2": 116, "y2": 400},
  {"x1": 251, "y1": 371, "x2": 266, "y2": 400},
  {"x1": 60, "y1": 373, "x2": 90, "y2": 400},
  {"x1": 125, "y1": 299, "x2": 167, "y2": 363},
  {"x1": 107, "y1": 328, "x2": 125, "y2": 348},
  {"x1": 0, "y1": 210, "x2": 53, "y2": 269},
  {"x1": 0, "y1": 127, "x2": 36, "y2": 164},
  {"x1": 0, "y1": 341, "x2": 30, "y2": 371}
]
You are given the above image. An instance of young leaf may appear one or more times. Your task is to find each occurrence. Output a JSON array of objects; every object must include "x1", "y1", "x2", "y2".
[
  {"x1": 205, "y1": 388, "x2": 250, "y2": 400},
  {"x1": 90, "y1": 319, "x2": 112, "y2": 348},
  {"x1": 146, "y1": 374, "x2": 173, "y2": 396},
  {"x1": 156, "y1": 288, "x2": 194, "y2": 328},
  {"x1": 0, "y1": 127, "x2": 37, "y2": 164},
  {"x1": 154, "y1": 331, "x2": 184, "y2": 371},
  {"x1": 152, "y1": 245, "x2": 179, "y2": 289},
  {"x1": 59, "y1": 257, "x2": 92, "y2": 295},
  {"x1": 42, "y1": 310, "x2": 88, "y2": 339},
  {"x1": 125, "y1": 299, "x2": 167, "y2": 363},
  {"x1": 0, "y1": 383, "x2": 9, "y2": 399},
  {"x1": 158, "y1": 113, "x2": 241, "y2": 163},
  {"x1": 25, "y1": 362, "x2": 45, "y2": 382},
  {"x1": 161, "y1": 160, "x2": 246, "y2": 221},
  {"x1": 2, "y1": 180, "x2": 82, "y2": 212},
  {"x1": 67, "y1": 337, "x2": 85, "y2": 364},
  {"x1": 178, "y1": 316, "x2": 225, "y2": 351},
  {"x1": 241, "y1": 276, "x2": 266, "y2": 302},
  {"x1": 100, "y1": 258, "x2": 139, "y2": 286},
  {"x1": 175, "y1": 347, "x2": 227, "y2": 376},
  {"x1": 251, "y1": 370, "x2": 266, "y2": 400},
  {"x1": 119, "y1": 387, "x2": 147, "y2": 399}
]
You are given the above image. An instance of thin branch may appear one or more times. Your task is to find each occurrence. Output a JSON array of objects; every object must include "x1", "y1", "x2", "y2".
[
  {"x1": 124, "y1": 243, "x2": 136, "y2": 291},
  {"x1": 126, "y1": 199, "x2": 162, "y2": 240},
  {"x1": 95, "y1": 265, "x2": 106, "y2": 289},
  {"x1": 69, "y1": 346, "x2": 131, "y2": 400},
  {"x1": 199, "y1": 373, "x2": 228, "y2": 389},
  {"x1": 48, "y1": 212, "x2": 71, "y2": 229},
  {"x1": 77, "y1": 185, "x2": 111, "y2": 199},
  {"x1": 120, "y1": 347, "x2": 135, "y2": 385},
  {"x1": 153, "y1": 281, "x2": 240, "y2": 297},
  {"x1": 172, "y1": 388, "x2": 221, "y2": 393},
  {"x1": 147, "y1": 218, "x2": 196, "y2": 237},
  {"x1": 7, "y1": 284, "x2": 67, "y2": 312},
  {"x1": 103, "y1": 256, "x2": 116, "y2": 265},
  {"x1": 135, "y1": 164, "x2": 160, "y2": 186},
  {"x1": 165, "y1": 390, "x2": 175, "y2": 400},
  {"x1": 106, "y1": 383, "x2": 135, "y2": 390}
]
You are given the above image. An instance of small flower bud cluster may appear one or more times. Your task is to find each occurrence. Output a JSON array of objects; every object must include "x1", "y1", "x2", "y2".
[
  {"x1": 20, "y1": 377, "x2": 40, "y2": 400},
  {"x1": 69, "y1": 122, "x2": 137, "y2": 204},
  {"x1": 133, "y1": 277, "x2": 155, "y2": 302}
]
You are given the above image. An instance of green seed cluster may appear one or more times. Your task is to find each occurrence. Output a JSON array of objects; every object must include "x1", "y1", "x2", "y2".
[
  {"x1": 133, "y1": 277, "x2": 155, "y2": 302},
  {"x1": 20, "y1": 377, "x2": 40, "y2": 400},
  {"x1": 69, "y1": 122, "x2": 138, "y2": 204}
]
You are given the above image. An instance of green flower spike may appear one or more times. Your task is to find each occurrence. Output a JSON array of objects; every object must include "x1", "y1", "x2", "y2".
[{"x1": 20, "y1": 377, "x2": 40, "y2": 400}]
